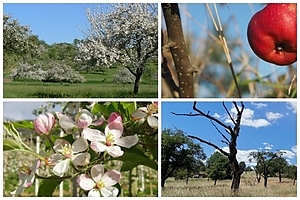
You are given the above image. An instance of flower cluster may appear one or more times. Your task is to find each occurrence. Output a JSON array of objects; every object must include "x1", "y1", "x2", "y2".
[{"x1": 12, "y1": 104, "x2": 150, "y2": 197}]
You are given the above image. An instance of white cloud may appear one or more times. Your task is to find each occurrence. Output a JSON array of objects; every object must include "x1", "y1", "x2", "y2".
[
  {"x1": 216, "y1": 147, "x2": 258, "y2": 167},
  {"x1": 265, "y1": 112, "x2": 284, "y2": 121},
  {"x1": 224, "y1": 107, "x2": 271, "y2": 128},
  {"x1": 251, "y1": 102, "x2": 267, "y2": 108},
  {"x1": 213, "y1": 113, "x2": 221, "y2": 118},
  {"x1": 286, "y1": 102, "x2": 297, "y2": 114},
  {"x1": 262, "y1": 142, "x2": 273, "y2": 151},
  {"x1": 291, "y1": 145, "x2": 297, "y2": 154}
]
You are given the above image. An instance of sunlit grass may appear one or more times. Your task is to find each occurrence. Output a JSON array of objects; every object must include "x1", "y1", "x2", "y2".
[{"x1": 162, "y1": 173, "x2": 296, "y2": 197}]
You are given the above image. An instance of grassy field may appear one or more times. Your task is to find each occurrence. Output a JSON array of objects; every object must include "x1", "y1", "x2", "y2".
[
  {"x1": 162, "y1": 173, "x2": 297, "y2": 197},
  {"x1": 3, "y1": 68, "x2": 158, "y2": 98}
]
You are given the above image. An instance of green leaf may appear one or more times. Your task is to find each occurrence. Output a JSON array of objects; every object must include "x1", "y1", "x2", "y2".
[
  {"x1": 111, "y1": 146, "x2": 157, "y2": 171},
  {"x1": 12, "y1": 120, "x2": 34, "y2": 129},
  {"x1": 3, "y1": 139, "x2": 24, "y2": 150},
  {"x1": 91, "y1": 102, "x2": 111, "y2": 117},
  {"x1": 38, "y1": 177, "x2": 65, "y2": 197}
]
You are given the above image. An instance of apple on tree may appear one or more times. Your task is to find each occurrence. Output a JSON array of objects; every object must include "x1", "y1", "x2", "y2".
[{"x1": 247, "y1": 3, "x2": 297, "y2": 66}]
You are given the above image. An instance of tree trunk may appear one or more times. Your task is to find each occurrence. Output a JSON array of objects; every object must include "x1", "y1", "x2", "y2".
[
  {"x1": 278, "y1": 172, "x2": 282, "y2": 182},
  {"x1": 214, "y1": 179, "x2": 217, "y2": 186},
  {"x1": 231, "y1": 171, "x2": 241, "y2": 196},
  {"x1": 133, "y1": 68, "x2": 143, "y2": 95},
  {"x1": 161, "y1": 177, "x2": 167, "y2": 188},
  {"x1": 186, "y1": 176, "x2": 189, "y2": 185},
  {"x1": 263, "y1": 176, "x2": 268, "y2": 187}
]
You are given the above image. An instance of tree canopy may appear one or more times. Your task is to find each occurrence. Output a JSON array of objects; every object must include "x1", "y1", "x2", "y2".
[{"x1": 161, "y1": 128, "x2": 206, "y2": 187}]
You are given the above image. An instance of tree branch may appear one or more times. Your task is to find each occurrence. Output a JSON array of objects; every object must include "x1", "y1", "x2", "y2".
[
  {"x1": 222, "y1": 101, "x2": 237, "y2": 126},
  {"x1": 210, "y1": 120, "x2": 230, "y2": 145},
  {"x1": 162, "y1": 3, "x2": 194, "y2": 98},
  {"x1": 188, "y1": 135, "x2": 229, "y2": 157},
  {"x1": 192, "y1": 102, "x2": 233, "y2": 132}
]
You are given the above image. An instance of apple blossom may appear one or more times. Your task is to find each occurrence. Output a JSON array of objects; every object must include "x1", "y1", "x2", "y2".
[
  {"x1": 47, "y1": 137, "x2": 90, "y2": 177},
  {"x1": 57, "y1": 109, "x2": 105, "y2": 132},
  {"x1": 11, "y1": 159, "x2": 41, "y2": 195},
  {"x1": 131, "y1": 102, "x2": 158, "y2": 129},
  {"x1": 83, "y1": 112, "x2": 138, "y2": 157},
  {"x1": 77, "y1": 164, "x2": 121, "y2": 197},
  {"x1": 34, "y1": 113, "x2": 56, "y2": 135}
]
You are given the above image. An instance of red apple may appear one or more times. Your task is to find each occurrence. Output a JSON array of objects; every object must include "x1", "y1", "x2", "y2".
[{"x1": 247, "y1": 3, "x2": 297, "y2": 66}]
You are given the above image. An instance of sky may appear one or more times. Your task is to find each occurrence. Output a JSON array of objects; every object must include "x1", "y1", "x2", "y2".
[
  {"x1": 162, "y1": 101, "x2": 297, "y2": 167},
  {"x1": 3, "y1": 3, "x2": 108, "y2": 44},
  {"x1": 3, "y1": 102, "x2": 62, "y2": 121}
]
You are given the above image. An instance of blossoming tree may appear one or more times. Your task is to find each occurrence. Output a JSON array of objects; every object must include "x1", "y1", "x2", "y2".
[
  {"x1": 76, "y1": 3, "x2": 158, "y2": 94},
  {"x1": 3, "y1": 101, "x2": 158, "y2": 197}
]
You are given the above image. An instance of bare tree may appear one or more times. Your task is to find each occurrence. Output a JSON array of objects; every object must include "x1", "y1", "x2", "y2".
[{"x1": 172, "y1": 101, "x2": 245, "y2": 196}]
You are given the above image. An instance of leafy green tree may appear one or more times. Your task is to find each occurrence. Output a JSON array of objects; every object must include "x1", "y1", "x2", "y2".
[
  {"x1": 206, "y1": 151, "x2": 231, "y2": 185},
  {"x1": 161, "y1": 128, "x2": 206, "y2": 187},
  {"x1": 248, "y1": 151, "x2": 277, "y2": 187},
  {"x1": 284, "y1": 165, "x2": 297, "y2": 185}
]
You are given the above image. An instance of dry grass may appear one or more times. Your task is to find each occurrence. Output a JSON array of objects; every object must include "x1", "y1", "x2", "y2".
[{"x1": 162, "y1": 173, "x2": 296, "y2": 197}]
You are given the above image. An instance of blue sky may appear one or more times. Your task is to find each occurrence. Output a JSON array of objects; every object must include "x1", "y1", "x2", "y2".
[
  {"x1": 3, "y1": 3, "x2": 108, "y2": 44},
  {"x1": 162, "y1": 101, "x2": 297, "y2": 166}
]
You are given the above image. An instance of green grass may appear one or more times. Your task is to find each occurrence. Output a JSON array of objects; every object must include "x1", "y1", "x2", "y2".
[{"x1": 3, "y1": 69, "x2": 158, "y2": 98}]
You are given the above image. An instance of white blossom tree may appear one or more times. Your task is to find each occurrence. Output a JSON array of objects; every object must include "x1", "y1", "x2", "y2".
[
  {"x1": 77, "y1": 3, "x2": 158, "y2": 94},
  {"x1": 3, "y1": 14, "x2": 41, "y2": 69}
]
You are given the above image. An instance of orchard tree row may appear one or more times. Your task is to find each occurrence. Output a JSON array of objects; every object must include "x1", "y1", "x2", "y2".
[{"x1": 162, "y1": 128, "x2": 297, "y2": 188}]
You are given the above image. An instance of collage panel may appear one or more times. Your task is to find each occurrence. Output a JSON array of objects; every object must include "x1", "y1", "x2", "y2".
[
  {"x1": 161, "y1": 3, "x2": 296, "y2": 98},
  {"x1": 3, "y1": 101, "x2": 158, "y2": 197},
  {"x1": 161, "y1": 101, "x2": 297, "y2": 197},
  {"x1": 3, "y1": 3, "x2": 158, "y2": 98}
]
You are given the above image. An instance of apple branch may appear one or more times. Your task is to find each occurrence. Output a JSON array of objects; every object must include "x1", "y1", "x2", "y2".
[{"x1": 162, "y1": 3, "x2": 194, "y2": 98}]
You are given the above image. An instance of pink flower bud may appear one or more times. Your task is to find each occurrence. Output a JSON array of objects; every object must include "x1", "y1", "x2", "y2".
[
  {"x1": 107, "y1": 112, "x2": 122, "y2": 124},
  {"x1": 34, "y1": 113, "x2": 56, "y2": 135}
]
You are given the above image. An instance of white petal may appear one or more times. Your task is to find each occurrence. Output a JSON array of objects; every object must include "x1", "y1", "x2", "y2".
[
  {"x1": 131, "y1": 109, "x2": 147, "y2": 120},
  {"x1": 59, "y1": 115, "x2": 76, "y2": 130},
  {"x1": 53, "y1": 139, "x2": 71, "y2": 153},
  {"x1": 106, "y1": 145, "x2": 124, "y2": 157},
  {"x1": 114, "y1": 134, "x2": 139, "y2": 148},
  {"x1": 72, "y1": 137, "x2": 88, "y2": 153},
  {"x1": 147, "y1": 116, "x2": 158, "y2": 129},
  {"x1": 78, "y1": 174, "x2": 95, "y2": 191},
  {"x1": 88, "y1": 189, "x2": 101, "y2": 197},
  {"x1": 107, "y1": 128, "x2": 123, "y2": 139},
  {"x1": 72, "y1": 153, "x2": 90, "y2": 166},
  {"x1": 91, "y1": 164, "x2": 104, "y2": 183},
  {"x1": 47, "y1": 154, "x2": 64, "y2": 166},
  {"x1": 102, "y1": 170, "x2": 121, "y2": 186},
  {"x1": 90, "y1": 141, "x2": 107, "y2": 153},
  {"x1": 53, "y1": 159, "x2": 70, "y2": 177},
  {"x1": 101, "y1": 186, "x2": 119, "y2": 197},
  {"x1": 82, "y1": 128, "x2": 105, "y2": 142}
]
